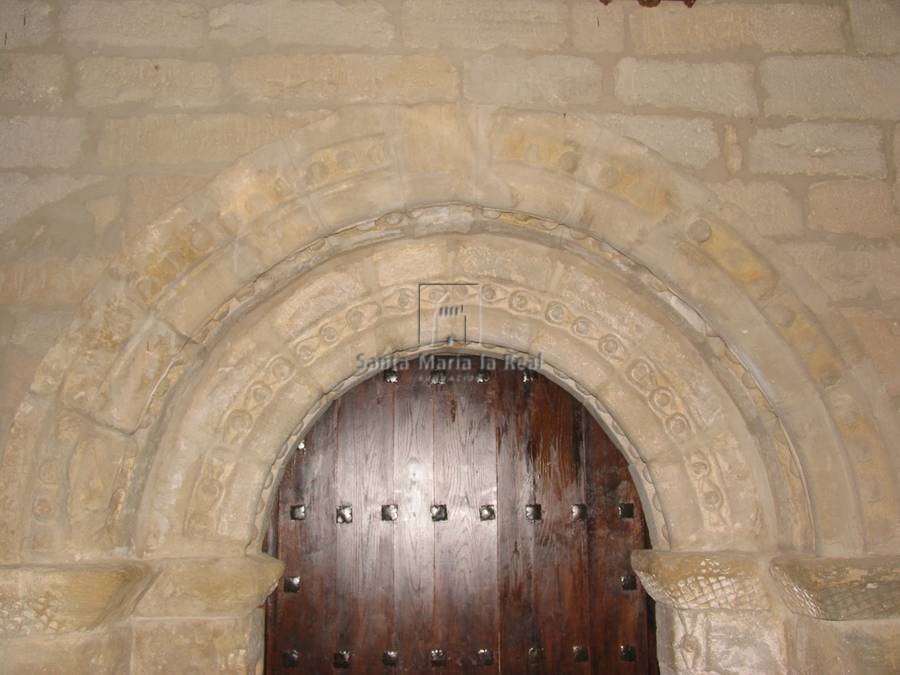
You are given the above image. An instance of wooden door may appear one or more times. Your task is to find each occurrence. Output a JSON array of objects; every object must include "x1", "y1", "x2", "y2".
[{"x1": 265, "y1": 356, "x2": 657, "y2": 674}]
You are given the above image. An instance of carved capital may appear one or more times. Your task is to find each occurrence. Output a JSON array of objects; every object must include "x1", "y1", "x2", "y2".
[
  {"x1": 632, "y1": 550, "x2": 771, "y2": 611},
  {"x1": 770, "y1": 555, "x2": 900, "y2": 620}
]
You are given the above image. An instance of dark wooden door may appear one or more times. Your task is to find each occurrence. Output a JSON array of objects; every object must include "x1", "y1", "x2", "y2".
[{"x1": 265, "y1": 356, "x2": 657, "y2": 674}]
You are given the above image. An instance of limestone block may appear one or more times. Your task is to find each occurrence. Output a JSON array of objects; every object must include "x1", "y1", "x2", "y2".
[
  {"x1": 230, "y1": 54, "x2": 457, "y2": 105},
  {"x1": 842, "y1": 309, "x2": 900, "y2": 398},
  {"x1": 615, "y1": 58, "x2": 758, "y2": 117},
  {"x1": 464, "y1": 54, "x2": 601, "y2": 106},
  {"x1": 792, "y1": 616, "x2": 900, "y2": 675},
  {"x1": 709, "y1": 180, "x2": 804, "y2": 237},
  {"x1": 136, "y1": 555, "x2": 283, "y2": 617},
  {"x1": 131, "y1": 614, "x2": 262, "y2": 675},
  {"x1": 629, "y1": 3, "x2": 847, "y2": 54},
  {"x1": 0, "y1": 117, "x2": 86, "y2": 169},
  {"x1": 401, "y1": 0, "x2": 567, "y2": 51},
  {"x1": 76, "y1": 57, "x2": 222, "y2": 109},
  {"x1": 97, "y1": 112, "x2": 328, "y2": 167},
  {"x1": 0, "y1": 1, "x2": 53, "y2": 50},
  {"x1": 0, "y1": 563, "x2": 150, "y2": 637},
  {"x1": 772, "y1": 556, "x2": 900, "y2": 620},
  {"x1": 0, "y1": 255, "x2": 106, "y2": 304},
  {"x1": 61, "y1": 0, "x2": 204, "y2": 49},
  {"x1": 808, "y1": 180, "x2": 898, "y2": 237},
  {"x1": 571, "y1": 1, "x2": 624, "y2": 53},
  {"x1": 748, "y1": 123, "x2": 885, "y2": 178},
  {"x1": 0, "y1": 54, "x2": 66, "y2": 106},
  {"x1": 632, "y1": 550, "x2": 771, "y2": 611},
  {"x1": 762, "y1": 57, "x2": 900, "y2": 120},
  {"x1": 0, "y1": 173, "x2": 102, "y2": 232},
  {"x1": 126, "y1": 174, "x2": 211, "y2": 230},
  {"x1": 588, "y1": 114, "x2": 719, "y2": 169},
  {"x1": 779, "y1": 242, "x2": 900, "y2": 302},
  {"x1": 210, "y1": 0, "x2": 394, "y2": 47},
  {"x1": 0, "y1": 629, "x2": 131, "y2": 674},
  {"x1": 849, "y1": 0, "x2": 900, "y2": 55}
]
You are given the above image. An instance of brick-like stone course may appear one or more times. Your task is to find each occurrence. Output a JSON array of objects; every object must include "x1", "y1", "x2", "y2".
[
  {"x1": 615, "y1": 58, "x2": 758, "y2": 117},
  {"x1": 808, "y1": 180, "x2": 897, "y2": 237},
  {"x1": 76, "y1": 58, "x2": 222, "y2": 108},
  {"x1": 629, "y1": 3, "x2": 847, "y2": 55},
  {"x1": 0, "y1": 54, "x2": 66, "y2": 107},
  {"x1": 762, "y1": 57, "x2": 900, "y2": 120},
  {"x1": 61, "y1": 0, "x2": 205, "y2": 49},
  {"x1": 464, "y1": 55, "x2": 602, "y2": 106},
  {"x1": 849, "y1": 0, "x2": 900, "y2": 55},
  {"x1": 748, "y1": 123, "x2": 885, "y2": 178},
  {"x1": 571, "y1": 2, "x2": 624, "y2": 53},
  {"x1": 589, "y1": 114, "x2": 719, "y2": 169},
  {"x1": 210, "y1": 0, "x2": 395, "y2": 47},
  {"x1": 709, "y1": 180, "x2": 804, "y2": 237},
  {"x1": 230, "y1": 54, "x2": 458, "y2": 105},
  {"x1": 0, "y1": 1, "x2": 54, "y2": 50},
  {"x1": 0, "y1": 117, "x2": 86, "y2": 169},
  {"x1": 401, "y1": 0, "x2": 567, "y2": 51}
]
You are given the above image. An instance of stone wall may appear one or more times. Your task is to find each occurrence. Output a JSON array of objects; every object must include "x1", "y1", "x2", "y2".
[{"x1": 0, "y1": 1, "x2": 898, "y2": 673}]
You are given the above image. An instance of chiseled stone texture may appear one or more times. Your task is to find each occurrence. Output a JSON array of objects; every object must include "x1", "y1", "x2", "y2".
[
  {"x1": 771, "y1": 556, "x2": 900, "y2": 621},
  {"x1": 0, "y1": 629, "x2": 131, "y2": 675},
  {"x1": 709, "y1": 179, "x2": 804, "y2": 237},
  {"x1": 629, "y1": 2, "x2": 847, "y2": 55},
  {"x1": 464, "y1": 55, "x2": 602, "y2": 106},
  {"x1": 589, "y1": 114, "x2": 719, "y2": 169},
  {"x1": 75, "y1": 58, "x2": 223, "y2": 109},
  {"x1": 571, "y1": 1, "x2": 624, "y2": 53},
  {"x1": 0, "y1": 54, "x2": 66, "y2": 107},
  {"x1": 210, "y1": 0, "x2": 395, "y2": 47},
  {"x1": 61, "y1": 0, "x2": 205, "y2": 49},
  {"x1": 230, "y1": 54, "x2": 458, "y2": 105},
  {"x1": 748, "y1": 123, "x2": 885, "y2": 178},
  {"x1": 0, "y1": 117, "x2": 86, "y2": 169},
  {"x1": 849, "y1": 0, "x2": 900, "y2": 55},
  {"x1": 762, "y1": 57, "x2": 900, "y2": 120},
  {"x1": 97, "y1": 112, "x2": 329, "y2": 167},
  {"x1": 615, "y1": 58, "x2": 758, "y2": 116},
  {"x1": 808, "y1": 180, "x2": 898, "y2": 237},
  {"x1": 0, "y1": 1, "x2": 54, "y2": 50},
  {"x1": 401, "y1": 0, "x2": 567, "y2": 51}
]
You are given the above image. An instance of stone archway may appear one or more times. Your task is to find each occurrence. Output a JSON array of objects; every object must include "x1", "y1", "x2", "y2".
[{"x1": 1, "y1": 105, "x2": 897, "y2": 673}]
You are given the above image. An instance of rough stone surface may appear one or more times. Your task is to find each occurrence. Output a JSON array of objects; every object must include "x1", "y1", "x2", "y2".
[
  {"x1": 464, "y1": 55, "x2": 602, "y2": 106},
  {"x1": 762, "y1": 57, "x2": 900, "y2": 120},
  {"x1": 126, "y1": 174, "x2": 212, "y2": 229},
  {"x1": 75, "y1": 58, "x2": 223, "y2": 109},
  {"x1": 709, "y1": 180, "x2": 804, "y2": 237},
  {"x1": 842, "y1": 309, "x2": 900, "y2": 398},
  {"x1": 97, "y1": 112, "x2": 328, "y2": 166},
  {"x1": 588, "y1": 114, "x2": 719, "y2": 169},
  {"x1": 615, "y1": 58, "x2": 758, "y2": 116},
  {"x1": 849, "y1": 0, "x2": 900, "y2": 55},
  {"x1": 0, "y1": 1, "x2": 54, "y2": 50},
  {"x1": 571, "y1": 2, "x2": 624, "y2": 53},
  {"x1": 748, "y1": 123, "x2": 885, "y2": 178},
  {"x1": 781, "y1": 242, "x2": 900, "y2": 302},
  {"x1": 210, "y1": 0, "x2": 395, "y2": 47},
  {"x1": 629, "y1": 3, "x2": 847, "y2": 55},
  {"x1": 230, "y1": 54, "x2": 458, "y2": 105},
  {"x1": 771, "y1": 556, "x2": 900, "y2": 620},
  {"x1": 0, "y1": 54, "x2": 66, "y2": 107},
  {"x1": 61, "y1": 0, "x2": 205, "y2": 49},
  {"x1": 401, "y1": 0, "x2": 567, "y2": 51},
  {"x1": 0, "y1": 173, "x2": 102, "y2": 231},
  {"x1": 808, "y1": 180, "x2": 898, "y2": 237},
  {"x1": 0, "y1": 117, "x2": 86, "y2": 169}
]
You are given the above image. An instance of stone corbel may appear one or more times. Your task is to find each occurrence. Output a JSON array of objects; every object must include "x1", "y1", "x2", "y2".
[
  {"x1": 0, "y1": 561, "x2": 152, "y2": 638},
  {"x1": 770, "y1": 555, "x2": 900, "y2": 621}
]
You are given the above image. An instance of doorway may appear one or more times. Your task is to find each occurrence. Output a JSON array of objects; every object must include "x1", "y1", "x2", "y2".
[{"x1": 265, "y1": 356, "x2": 657, "y2": 673}]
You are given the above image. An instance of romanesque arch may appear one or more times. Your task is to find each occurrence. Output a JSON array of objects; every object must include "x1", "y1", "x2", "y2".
[{"x1": 1, "y1": 105, "x2": 897, "y2": 673}]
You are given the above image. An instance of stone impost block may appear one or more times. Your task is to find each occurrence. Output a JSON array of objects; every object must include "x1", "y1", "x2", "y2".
[
  {"x1": 0, "y1": 562, "x2": 151, "y2": 637},
  {"x1": 771, "y1": 556, "x2": 900, "y2": 620},
  {"x1": 631, "y1": 550, "x2": 771, "y2": 611},
  {"x1": 615, "y1": 58, "x2": 758, "y2": 117},
  {"x1": 210, "y1": 0, "x2": 395, "y2": 47},
  {"x1": 61, "y1": 0, "x2": 205, "y2": 49},
  {"x1": 849, "y1": 0, "x2": 900, "y2": 55},
  {"x1": 136, "y1": 555, "x2": 283, "y2": 617},
  {"x1": 629, "y1": 2, "x2": 847, "y2": 55},
  {"x1": 762, "y1": 57, "x2": 900, "y2": 120},
  {"x1": 401, "y1": 0, "x2": 567, "y2": 51},
  {"x1": 748, "y1": 123, "x2": 885, "y2": 178}
]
